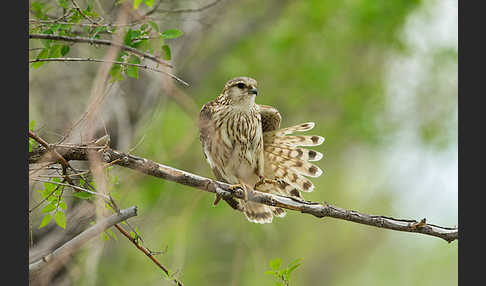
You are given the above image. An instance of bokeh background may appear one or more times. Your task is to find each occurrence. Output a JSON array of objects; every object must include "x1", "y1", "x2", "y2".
[{"x1": 29, "y1": 0, "x2": 458, "y2": 285}]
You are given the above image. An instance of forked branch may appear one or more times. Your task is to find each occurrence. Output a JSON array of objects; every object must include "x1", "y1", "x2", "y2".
[{"x1": 29, "y1": 142, "x2": 458, "y2": 243}]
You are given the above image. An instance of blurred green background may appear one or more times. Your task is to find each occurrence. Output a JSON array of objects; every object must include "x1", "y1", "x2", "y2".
[{"x1": 29, "y1": 0, "x2": 457, "y2": 285}]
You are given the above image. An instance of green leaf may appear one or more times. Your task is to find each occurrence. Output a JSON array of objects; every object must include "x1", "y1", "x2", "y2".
[
  {"x1": 126, "y1": 56, "x2": 141, "y2": 78},
  {"x1": 109, "y1": 64, "x2": 124, "y2": 82},
  {"x1": 59, "y1": 201, "x2": 67, "y2": 210},
  {"x1": 32, "y1": 48, "x2": 49, "y2": 69},
  {"x1": 42, "y1": 203, "x2": 56, "y2": 213},
  {"x1": 73, "y1": 192, "x2": 94, "y2": 200},
  {"x1": 31, "y1": 2, "x2": 48, "y2": 20},
  {"x1": 288, "y1": 258, "x2": 302, "y2": 267},
  {"x1": 102, "y1": 232, "x2": 110, "y2": 241},
  {"x1": 48, "y1": 45, "x2": 63, "y2": 58},
  {"x1": 161, "y1": 44, "x2": 171, "y2": 60},
  {"x1": 47, "y1": 195, "x2": 58, "y2": 203},
  {"x1": 144, "y1": 0, "x2": 154, "y2": 7},
  {"x1": 29, "y1": 140, "x2": 32, "y2": 152},
  {"x1": 44, "y1": 181, "x2": 55, "y2": 192},
  {"x1": 39, "y1": 214, "x2": 52, "y2": 229},
  {"x1": 36, "y1": 189, "x2": 51, "y2": 199},
  {"x1": 29, "y1": 120, "x2": 36, "y2": 131},
  {"x1": 133, "y1": 0, "x2": 144, "y2": 10},
  {"x1": 270, "y1": 258, "x2": 282, "y2": 270},
  {"x1": 61, "y1": 45, "x2": 70, "y2": 56},
  {"x1": 55, "y1": 211, "x2": 66, "y2": 229},
  {"x1": 287, "y1": 263, "x2": 301, "y2": 275},
  {"x1": 160, "y1": 29, "x2": 183, "y2": 39},
  {"x1": 149, "y1": 21, "x2": 159, "y2": 32}
]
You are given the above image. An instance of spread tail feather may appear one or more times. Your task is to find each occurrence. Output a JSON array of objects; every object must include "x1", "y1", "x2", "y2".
[{"x1": 262, "y1": 122, "x2": 324, "y2": 199}]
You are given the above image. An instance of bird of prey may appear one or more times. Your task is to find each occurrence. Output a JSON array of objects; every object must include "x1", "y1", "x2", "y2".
[{"x1": 199, "y1": 76, "x2": 324, "y2": 223}]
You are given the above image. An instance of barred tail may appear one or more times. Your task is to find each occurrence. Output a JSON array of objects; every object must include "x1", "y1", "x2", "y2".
[{"x1": 241, "y1": 201, "x2": 274, "y2": 223}]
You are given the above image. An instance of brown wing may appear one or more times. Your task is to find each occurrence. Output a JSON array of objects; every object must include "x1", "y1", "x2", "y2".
[
  {"x1": 199, "y1": 101, "x2": 214, "y2": 160},
  {"x1": 258, "y1": 104, "x2": 281, "y2": 132}
]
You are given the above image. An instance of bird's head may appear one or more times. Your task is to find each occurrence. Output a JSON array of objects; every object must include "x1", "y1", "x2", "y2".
[{"x1": 220, "y1": 77, "x2": 258, "y2": 108}]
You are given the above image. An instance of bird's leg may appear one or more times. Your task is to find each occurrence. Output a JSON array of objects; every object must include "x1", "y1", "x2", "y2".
[
  {"x1": 214, "y1": 183, "x2": 243, "y2": 205},
  {"x1": 227, "y1": 180, "x2": 249, "y2": 201},
  {"x1": 254, "y1": 175, "x2": 275, "y2": 190}
]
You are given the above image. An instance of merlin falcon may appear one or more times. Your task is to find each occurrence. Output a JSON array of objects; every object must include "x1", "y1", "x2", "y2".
[{"x1": 199, "y1": 77, "x2": 324, "y2": 223}]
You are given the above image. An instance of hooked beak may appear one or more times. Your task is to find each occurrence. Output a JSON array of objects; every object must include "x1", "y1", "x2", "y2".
[{"x1": 249, "y1": 88, "x2": 258, "y2": 96}]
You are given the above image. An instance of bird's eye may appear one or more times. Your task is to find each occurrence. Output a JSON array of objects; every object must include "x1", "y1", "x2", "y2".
[{"x1": 236, "y1": 83, "x2": 246, "y2": 89}]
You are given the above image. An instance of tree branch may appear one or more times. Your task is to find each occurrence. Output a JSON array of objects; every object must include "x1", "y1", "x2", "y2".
[
  {"x1": 29, "y1": 33, "x2": 172, "y2": 68},
  {"x1": 29, "y1": 206, "x2": 138, "y2": 273},
  {"x1": 29, "y1": 57, "x2": 189, "y2": 86},
  {"x1": 114, "y1": 224, "x2": 184, "y2": 286},
  {"x1": 29, "y1": 143, "x2": 458, "y2": 243}
]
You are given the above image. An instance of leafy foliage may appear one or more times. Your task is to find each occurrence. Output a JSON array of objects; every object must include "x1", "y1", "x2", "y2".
[
  {"x1": 36, "y1": 178, "x2": 67, "y2": 229},
  {"x1": 265, "y1": 258, "x2": 302, "y2": 286},
  {"x1": 29, "y1": 0, "x2": 182, "y2": 82}
]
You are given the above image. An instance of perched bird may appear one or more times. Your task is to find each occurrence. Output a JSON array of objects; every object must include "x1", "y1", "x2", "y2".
[{"x1": 199, "y1": 77, "x2": 324, "y2": 223}]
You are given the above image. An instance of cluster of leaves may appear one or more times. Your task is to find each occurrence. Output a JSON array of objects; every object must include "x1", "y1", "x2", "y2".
[
  {"x1": 265, "y1": 258, "x2": 302, "y2": 286},
  {"x1": 37, "y1": 176, "x2": 100, "y2": 230},
  {"x1": 109, "y1": 23, "x2": 183, "y2": 82},
  {"x1": 29, "y1": 0, "x2": 183, "y2": 82},
  {"x1": 37, "y1": 179, "x2": 68, "y2": 229},
  {"x1": 30, "y1": 1, "x2": 100, "y2": 69}
]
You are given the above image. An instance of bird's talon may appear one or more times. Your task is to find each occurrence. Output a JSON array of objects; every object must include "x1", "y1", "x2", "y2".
[
  {"x1": 227, "y1": 183, "x2": 248, "y2": 201},
  {"x1": 255, "y1": 176, "x2": 274, "y2": 188},
  {"x1": 410, "y1": 218, "x2": 427, "y2": 230},
  {"x1": 228, "y1": 183, "x2": 244, "y2": 191}
]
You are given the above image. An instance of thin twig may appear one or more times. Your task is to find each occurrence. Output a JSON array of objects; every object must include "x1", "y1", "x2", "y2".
[
  {"x1": 29, "y1": 130, "x2": 70, "y2": 168},
  {"x1": 29, "y1": 19, "x2": 142, "y2": 27},
  {"x1": 29, "y1": 184, "x2": 62, "y2": 213},
  {"x1": 28, "y1": 57, "x2": 188, "y2": 86},
  {"x1": 29, "y1": 130, "x2": 76, "y2": 186},
  {"x1": 29, "y1": 143, "x2": 459, "y2": 243},
  {"x1": 31, "y1": 178, "x2": 110, "y2": 200},
  {"x1": 114, "y1": 224, "x2": 184, "y2": 286}
]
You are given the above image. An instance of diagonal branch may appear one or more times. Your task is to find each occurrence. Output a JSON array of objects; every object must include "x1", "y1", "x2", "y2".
[
  {"x1": 29, "y1": 206, "x2": 138, "y2": 273},
  {"x1": 114, "y1": 224, "x2": 184, "y2": 286},
  {"x1": 29, "y1": 143, "x2": 459, "y2": 243}
]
